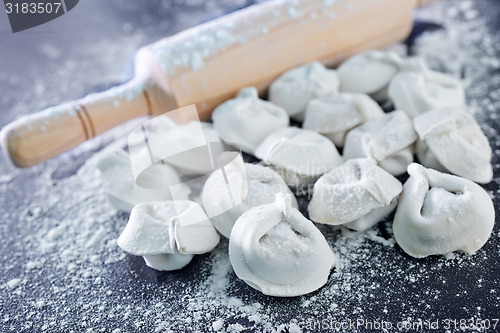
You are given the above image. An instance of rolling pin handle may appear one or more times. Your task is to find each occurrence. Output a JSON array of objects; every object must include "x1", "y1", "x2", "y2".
[{"x1": 0, "y1": 79, "x2": 155, "y2": 168}]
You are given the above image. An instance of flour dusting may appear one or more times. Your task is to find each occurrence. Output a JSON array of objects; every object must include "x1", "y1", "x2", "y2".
[{"x1": 0, "y1": 0, "x2": 499, "y2": 332}]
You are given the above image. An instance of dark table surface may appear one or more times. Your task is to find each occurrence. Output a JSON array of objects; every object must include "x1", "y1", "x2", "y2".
[{"x1": 1, "y1": 0, "x2": 499, "y2": 332}]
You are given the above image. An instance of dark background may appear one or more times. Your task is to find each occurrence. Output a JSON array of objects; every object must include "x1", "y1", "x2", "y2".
[{"x1": 0, "y1": 0, "x2": 499, "y2": 332}]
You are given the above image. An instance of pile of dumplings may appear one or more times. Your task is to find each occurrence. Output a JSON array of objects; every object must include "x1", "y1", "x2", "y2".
[{"x1": 99, "y1": 50, "x2": 495, "y2": 297}]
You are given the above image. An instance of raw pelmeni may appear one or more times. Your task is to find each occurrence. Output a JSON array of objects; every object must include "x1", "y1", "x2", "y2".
[
  {"x1": 97, "y1": 150, "x2": 190, "y2": 212},
  {"x1": 229, "y1": 194, "x2": 336, "y2": 297},
  {"x1": 269, "y1": 62, "x2": 339, "y2": 121},
  {"x1": 337, "y1": 50, "x2": 403, "y2": 101},
  {"x1": 212, "y1": 87, "x2": 289, "y2": 154},
  {"x1": 303, "y1": 93, "x2": 384, "y2": 147},
  {"x1": 129, "y1": 116, "x2": 222, "y2": 180},
  {"x1": 160, "y1": 120, "x2": 221, "y2": 175},
  {"x1": 117, "y1": 201, "x2": 220, "y2": 271},
  {"x1": 393, "y1": 163, "x2": 495, "y2": 258},
  {"x1": 255, "y1": 127, "x2": 343, "y2": 188},
  {"x1": 202, "y1": 162, "x2": 298, "y2": 238},
  {"x1": 388, "y1": 58, "x2": 466, "y2": 118},
  {"x1": 414, "y1": 108, "x2": 493, "y2": 184},
  {"x1": 308, "y1": 158, "x2": 402, "y2": 231},
  {"x1": 343, "y1": 110, "x2": 417, "y2": 176}
]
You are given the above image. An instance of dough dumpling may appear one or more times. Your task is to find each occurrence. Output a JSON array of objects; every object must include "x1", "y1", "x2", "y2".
[
  {"x1": 388, "y1": 58, "x2": 466, "y2": 118},
  {"x1": 393, "y1": 163, "x2": 495, "y2": 258},
  {"x1": 343, "y1": 111, "x2": 417, "y2": 176},
  {"x1": 129, "y1": 117, "x2": 222, "y2": 179},
  {"x1": 229, "y1": 194, "x2": 336, "y2": 297},
  {"x1": 269, "y1": 62, "x2": 339, "y2": 121},
  {"x1": 202, "y1": 161, "x2": 298, "y2": 238},
  {"x1": 255, "y1": 127, "x2": 343, "y2": 188},
  {"x1": 337, "y1": 50, "x2": 403, "y2": 101},
  {"x1": 414, "y1": 108, "x2": 493, "y2": 184},
  {"x1": 308, "y1": 158, "x2": 402, "y2": 231},
  {"x1": 117, "y1": 201, "x2": 220, "y2": 271},
  {"x1": 212, "y1": 87, "x2": 289, "y2": 154},
  {"x1": 303, "y1": 93, "x2": 384, "y2": 147},
  {"x1": 97, "y1": 149, "x2": 190, "y2": 212}
]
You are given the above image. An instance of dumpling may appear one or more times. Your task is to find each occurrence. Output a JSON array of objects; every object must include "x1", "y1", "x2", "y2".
[
  {"x1": 393, "y1": 163, "x2": 495, "y2": 258},
  {"x1": 269, "y1": 62, "x2": 340, "y2": 121},
  {"x1": 337, "y1": 50, "x2": 403, "y2": 102},
  {"x1": 343, "y1": 111, "x2": 417, "y2": 176},
  {"x1": 229, "y1": 193, "x2": 336, "y2": 297},
  {"x1": 255, "y1": 127, "x2": 343, "y2": 188},
  {"x1": 128, "y1": 113, "x2": 222, "y2": 184},
  {"x1": 97, "y1": 149, "x2": 190, "y2": 212},
  {"x1": 414, "y1": 108, "x2": 493, "y2": 184},
  {"x1": 308, "y1": 158, "x2": 402, "y2": 231},
  {"x1": 117, "y1": 201, "x2": 220, "y2": 271},
  {"x1": 202, "y1": 160, "x2": 298, "y2": 238},
  {"x1": 302, "y1": 93, "x2": 384, "y2": 147},
  {"x1": 388, "y1": 58, "x2": 466, "y2": 118},
  {"x1": 212, "y1": 87, "x2": 289, "y2": 154}
]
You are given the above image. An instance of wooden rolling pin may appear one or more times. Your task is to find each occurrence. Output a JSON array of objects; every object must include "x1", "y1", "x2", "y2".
[{"x1": 1, "y1": 0, "x2": 436, "y2": 168}]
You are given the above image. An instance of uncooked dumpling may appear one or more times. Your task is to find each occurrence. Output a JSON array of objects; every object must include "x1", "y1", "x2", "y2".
[
  {"x1": 128, "y1": 116, "x2": 222, "y2": 182},
  {"x1": 393, "y1": 163, "x2": 495, "y2": 258},
  {"x1": 255, "y1": 127, "x2": 343, "y2": 188},
  {"x1": 303, "y1": 93, "x2": 384, "y2": 147},
  {"x1": 414, "y1": 108, "x2": 493, "y2": 184},
  {"x1": 97, "y1": 149, "x2": 190, "y2": 212},
  {"x1": 202, "y1": 161, "x2": 298, "y2": 238},
  {"x1": 229, "y1": 194, "x2": 336, "y2": 297},
  {"x1": 343, "y1": 111, "x2": 417, "y2": 176},
  {"x1": 212, "y1": 87, "x2": 289, "y2": 154},
  {"x1": 388, "y1": 58, "x2": 466, "y2": 118},
  {"x1": 117, "y1": 201, "x2": 220, "y2": 271},
  {"x1": 269, "y1": 62, "x2": 339, "y2": 121},
  {"x1": 308, "y1": 158, "x2": 402, "y2": 231},
  {"x1": 337, "y1": 50, "x2": 403, "y2": 101}
]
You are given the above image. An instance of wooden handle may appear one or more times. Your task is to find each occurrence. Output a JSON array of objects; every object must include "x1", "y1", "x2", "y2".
[
  {"x1": 0, "y1": 80, "x2": 170, "y2": 168},
  {"x1": 2, "y1": 0, "x2": 421, "y2": 168}
]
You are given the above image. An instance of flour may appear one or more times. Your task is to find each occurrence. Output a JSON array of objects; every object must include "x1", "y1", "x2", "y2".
[
  {"x1": 6, "y1": 279, "x2": 22, "y2": 290},
  {"x1": 1, "y1": 0, "x2": 499, "y2": 332}
]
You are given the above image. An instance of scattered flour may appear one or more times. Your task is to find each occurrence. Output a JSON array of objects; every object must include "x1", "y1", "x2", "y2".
[
  {"x1": 6, "y1": 279, "x2": 22, "y2": 290},
  {"x1": 0, "y1": 0, "x2": 499, "y2": 332}
]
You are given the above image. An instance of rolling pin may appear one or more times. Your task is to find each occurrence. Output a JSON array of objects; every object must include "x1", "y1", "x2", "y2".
[{"x1": 1, "y1": 0, "x2": 436, "y2": 168}]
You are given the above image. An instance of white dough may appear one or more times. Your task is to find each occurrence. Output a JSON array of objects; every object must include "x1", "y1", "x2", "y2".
[
  {"x1": 337, "y1": 50, "x2": 403, "y2": 101},
  {"x1": 393, "y1": 163, "x2": 495, "y2": 258},
  {"x1": 343, "y1": 111, "x2": 417, "y2": 176},
  {"x1": 117, "y1": 201, "x2": 220, "y2": 271},
  {"x1": 308, "y1": 158, "x2": 402, "y2": 231},
  {"x1": 202, "y1": 161, "x2": 298, "y2": 238},
  {"x1": 303, "y1": 93, "x2": 384, "y2": 147},
  {"x1": 269, "y1": 62, "x2": 339, "y2": 121},
  {"x1": 212, "y1": 87, "x2": 289, "y2": 154},
  {"x1": 388, "y1": 58, "x2": 466, "y2": 118},
  {"x1": 255, "y1": 127, "x2": 343, "y2": 188},
  {"x1": 229, "y1": 194, "x2": 336, "y2": 297},
  {"x1": 97, "y1": 150, "x2": 190, "y2": 212},
  {"x1": 128, "y1": 117, "x2": 222, "y2": 183},
  {"x1": 414, "y1": 108, "x2": 493, "y2": 184}
]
